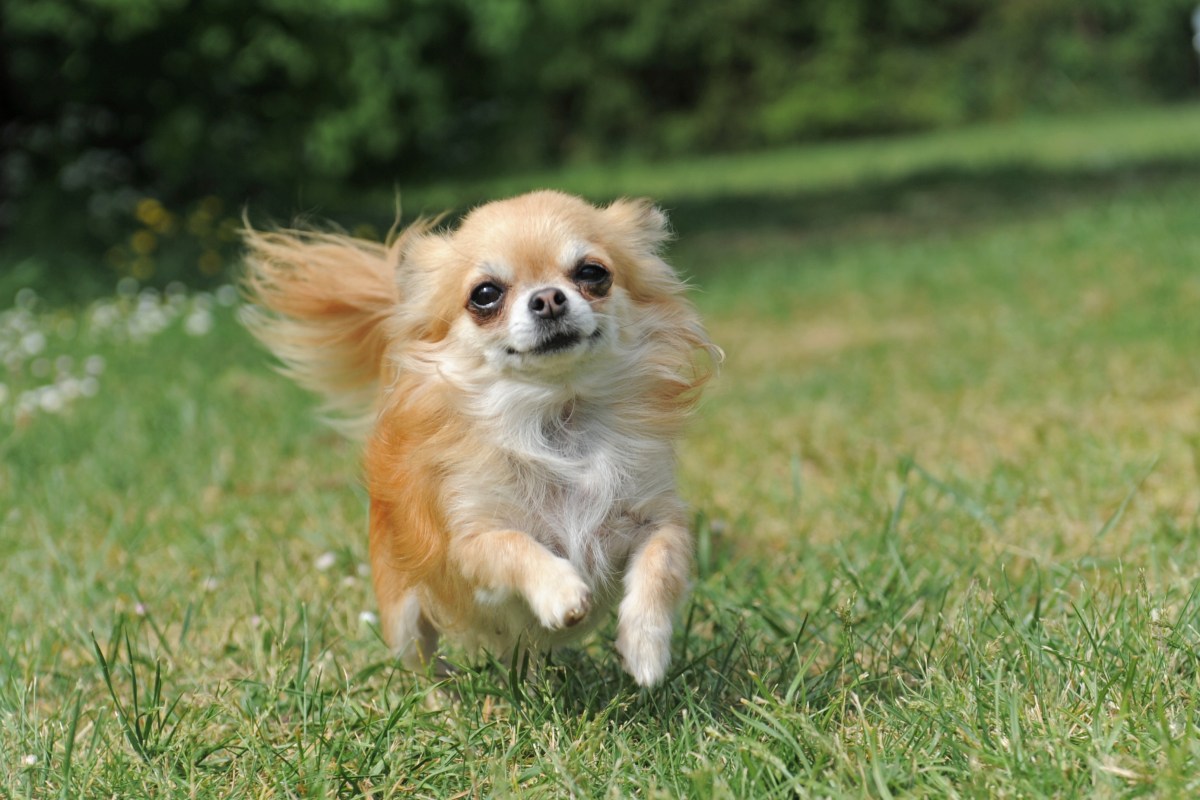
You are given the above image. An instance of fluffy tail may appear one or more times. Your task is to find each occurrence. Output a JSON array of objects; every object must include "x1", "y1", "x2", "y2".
[{"x1": 241, "y1": 225, "x2": 412, "y2": 435}]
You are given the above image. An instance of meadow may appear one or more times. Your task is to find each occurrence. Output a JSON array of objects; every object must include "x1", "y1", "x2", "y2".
[{"x1": 2, "y1": 105, "x2": 1200, "y2": 797}]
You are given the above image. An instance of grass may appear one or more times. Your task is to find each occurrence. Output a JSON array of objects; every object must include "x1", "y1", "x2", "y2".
[
  {"x1": 3, "y1": 103, "x2": 1200, "y2": 797},
  {"x1": 396, "y1": 103, "x2": 1200, "y2": 212}
]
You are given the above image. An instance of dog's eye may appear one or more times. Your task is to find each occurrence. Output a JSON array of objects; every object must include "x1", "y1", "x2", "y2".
[
  {"x1": 575, "y1": 261, "x2": 609, "y2": 283},
  {"x1": 574, "y1": 261, "x2": 612, "y2": 294},
  {"x1": 469, "y1": 282, "x2": 504, "y2": 311}
]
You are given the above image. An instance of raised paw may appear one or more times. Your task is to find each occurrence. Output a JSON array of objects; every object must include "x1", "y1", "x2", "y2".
[
  {"x1": 616, "y1": 609, "x2": 673, "y2": 687},
  {"x1": 526, "y1": 558, "x2": 592, "y2": 631}
]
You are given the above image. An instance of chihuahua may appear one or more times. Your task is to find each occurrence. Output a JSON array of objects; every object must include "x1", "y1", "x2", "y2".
[{"x1": 243, "y1": 191, "x2": 717, "y2": 686}]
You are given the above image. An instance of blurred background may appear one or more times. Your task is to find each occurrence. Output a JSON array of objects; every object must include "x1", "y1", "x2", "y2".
[{"x1": 3, "y1": 0, "x2": 1199, "y2": 299}]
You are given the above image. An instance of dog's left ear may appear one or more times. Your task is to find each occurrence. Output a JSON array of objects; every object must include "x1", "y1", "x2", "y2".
[{"x1": 603, "y1": 198, "x2": 672, "y2": 256}]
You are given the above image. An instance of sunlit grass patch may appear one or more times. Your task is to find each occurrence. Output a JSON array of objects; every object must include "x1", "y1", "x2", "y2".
[{"x1": 399, "y1": 103, "x2": 1200, "y2": 214}]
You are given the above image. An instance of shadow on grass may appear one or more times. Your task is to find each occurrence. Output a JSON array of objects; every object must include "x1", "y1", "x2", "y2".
[
  {"x1": 441, "y1": 546, "x2": 955, "y2": 731},
  {"x1": 659, "y1": 155, "x2": 1200, "y2": 272}
]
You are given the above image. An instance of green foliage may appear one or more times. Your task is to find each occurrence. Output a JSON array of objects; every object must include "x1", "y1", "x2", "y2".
[
  {"x1": 4, "y1": 0, "x2": 1198, "y2": 199},
  {"x1": 2, "y1": 0, "x2": 1199, "y2": 290}
]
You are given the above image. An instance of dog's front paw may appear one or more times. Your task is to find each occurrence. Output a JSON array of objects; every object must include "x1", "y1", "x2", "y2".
[
  {"x1": 526, "y1": 559, "x2": 592, "y2": 631},
  {"x1": 616, "y1": 608, "x2": 673, "y2": 687}
]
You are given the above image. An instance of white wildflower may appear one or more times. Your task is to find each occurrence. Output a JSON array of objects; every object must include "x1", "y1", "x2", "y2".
[
  {"x1": 314, "y1": 552, "x2": 337, "y2": 572},
  {"x1": 216, "y1": 284, "x2": 239, "y2": 306},
  {"x1": 184, "y1": 309, "x2": 213, "y2": 336},
  {"x1": 57, "y1": 378, "x2": 81, "y2": 401},
  {"x1": 20, "y1": 332, "x2": 46, "y2": 356},
  {"x1": 359, "y1": 611, "x2": 379, "y2": 625},
  {"x1": 128, "y1": 304, "x2": 169, "y2": 339},
  {"x1": 84, "y1": 355, "x2": 106, "y2": 375},
  {"x1": 90, "y1": 302, "x2": 120, "y2": 330},
  {"x1": 38, "y1": 387, "x2": 64, "y2": 413},
  {"x1": 17, "y1": 392, "x2": 36, "y2": 417}
]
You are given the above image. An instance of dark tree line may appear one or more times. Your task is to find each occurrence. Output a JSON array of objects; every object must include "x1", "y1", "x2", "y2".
[{"x1": 2, "y1": 0, "x2": 1197, "y2": 280}]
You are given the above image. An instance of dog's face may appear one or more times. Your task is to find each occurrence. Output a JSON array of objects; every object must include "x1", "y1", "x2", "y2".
[
  {"x1": 454, "y1": 199, "x2": 621, "y2": 374},
  {"x1": 398, "y1": 191, "x2": 681, "y2": 380}
]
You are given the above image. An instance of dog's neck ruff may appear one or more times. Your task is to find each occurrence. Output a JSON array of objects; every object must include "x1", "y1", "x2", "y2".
[{"x1": 445, "y1": 344, "x2": 678, "y2": 586}]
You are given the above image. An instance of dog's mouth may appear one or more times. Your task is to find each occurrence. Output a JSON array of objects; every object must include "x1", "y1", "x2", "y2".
[
  {"x1": 507, "y1": 328, "x2": 603, "y2": 357},
  {"x1": 533, "y1": 330, "x2": 584, "y2": 355}
]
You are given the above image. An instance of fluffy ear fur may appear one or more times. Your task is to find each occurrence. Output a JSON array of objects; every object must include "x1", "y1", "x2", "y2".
[
  {"x1": 388, "y1": 231, "x2": 463, "y2": 346},
  {"x1": 601, "y1": 198, "x2": 691, "y2": 306},
  {"x1": 240, "y1": 220, "x2": 435, "y2": 435},
  {"x1": 604, "y1": 197, "x2": 672, "y2": 255},
  {"x1": 594, "y1": 199, "x2": 723, "y2": 419}
]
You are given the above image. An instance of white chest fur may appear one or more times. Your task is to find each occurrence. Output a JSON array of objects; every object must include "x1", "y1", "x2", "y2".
[
  {"x1": 450, "y1": 378, "x2": 678, "y2": 647},
  {"x1": 474, "y1": 396, "x2": 673, "y2": 573},
  {"x1": 513, "y1": 407, "x2": 671, "y2": 577}
]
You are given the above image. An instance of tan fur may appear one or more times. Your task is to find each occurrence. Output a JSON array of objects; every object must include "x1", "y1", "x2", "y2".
[
  {"x1": 241, "y1": 222, "x2": 435, "y2": 433},
  {"x1": 242, "y1": 190, "x2": 718, "y2": 685}
]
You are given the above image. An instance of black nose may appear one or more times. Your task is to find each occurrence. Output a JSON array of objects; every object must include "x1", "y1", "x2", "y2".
[{"x1": 529, "y1": 287, "x2": 568, "y2": 320}]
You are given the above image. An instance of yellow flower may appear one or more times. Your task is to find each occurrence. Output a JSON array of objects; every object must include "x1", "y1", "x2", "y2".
[
  {"x1": 131, "y1": 230, "x2": 157, "y2": 255},
  {"x1": 135, "y1": 198, "x2": 166, "y2": 228},
  {"x1": 151, "y1": 211, "x2": 178, "y2": 236},
  {"x1": 198, "y1": 250, "x2": 223, "y2": 276},
  {"x1": 131, "y1": 257, "x2": 155, "y2": 280}
]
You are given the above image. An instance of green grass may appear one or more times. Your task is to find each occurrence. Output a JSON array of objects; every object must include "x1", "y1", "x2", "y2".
[
  {"x1": 397, "y1": 103, "x2": 1200, "y2": 212},
  {"x1": 3, "y1": 104, "x2": 1200, "y2": 797}
]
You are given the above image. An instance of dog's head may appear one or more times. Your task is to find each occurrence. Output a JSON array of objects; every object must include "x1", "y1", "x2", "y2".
[{"x1": 395, "y1": 190, "x2": 698, "y2": 382}]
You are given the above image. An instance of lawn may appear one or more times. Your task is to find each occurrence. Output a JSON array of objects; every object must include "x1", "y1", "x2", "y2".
[{"x1": 3, "y1": 105, "x2": 1200, "y2": 797}]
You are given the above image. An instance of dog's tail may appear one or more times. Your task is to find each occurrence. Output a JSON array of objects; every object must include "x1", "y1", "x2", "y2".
[{"x1": 241, "y1": 223, "x2": 423, "y2": 436}]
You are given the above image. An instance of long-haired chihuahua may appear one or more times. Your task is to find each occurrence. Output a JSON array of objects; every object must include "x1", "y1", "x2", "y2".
[{"x1": 243, "y1": 190, "x2": 718, "y2": 686}]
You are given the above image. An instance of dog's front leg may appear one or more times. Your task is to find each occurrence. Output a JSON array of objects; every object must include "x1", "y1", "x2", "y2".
[
  {"x1": 451, "y1": 530, "x2": 592, "y2": 630},
  {"x1": 616, "y1": 522, "x2": 692, "y2": 687}
]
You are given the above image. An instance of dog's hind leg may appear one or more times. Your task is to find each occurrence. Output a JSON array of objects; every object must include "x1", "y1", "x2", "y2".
[{"x1": 379, "y1": 590, "x2": 441, "y2": 672}]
